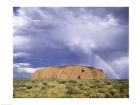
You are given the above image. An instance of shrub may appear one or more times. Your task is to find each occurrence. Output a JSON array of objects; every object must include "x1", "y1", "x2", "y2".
[
  {"x1": 95, "y1": 93, "x2": 105, "y2": 98},
  {"x1": 46, "y1": 84, "x2": 67, "y2": 97},
  {"x1": 43, "y1": 82, "x2": 48, "y2": 86},
  {"x1": 59, "y1": 80, "x2": 68, "y2": 84},
  {"x1": 26, "y1": 86, "x2": 32, "y2": 89},
  {"x1": 105, "y1": 92, "x2": 113, "y2": 98},
  {"x1": 61, "y1": 94, "x2": 73, "y2": 98},
  {"x1": 85, "y1": 91, "x2": 96, "y2": 98},
  {"x1": 113, "y1": 92, "x2": 121, "y2": 98},
  {"x1": 68, "y1": 80, "x2": 77, "y2": 84},
  {"x1": 105, "y1": 81, "x2": 111, "y2": 85},
  {"x1": 41, "y1": 85, "x2": 47, "y2": 90},
  {"x1": 47, "y1": 82, "x2": 58, "y2": 88},
  {"x1": 67, "y1": 86, "x2": 82, "y2": 95},
  {"x1": 110, "y1": 89, "x2": 116, "y2": 96}
]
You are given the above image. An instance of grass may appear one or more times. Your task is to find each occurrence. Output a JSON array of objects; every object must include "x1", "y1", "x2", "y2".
[{"x1": 13, "y1": 79, "x2": 129, "y2": 98}]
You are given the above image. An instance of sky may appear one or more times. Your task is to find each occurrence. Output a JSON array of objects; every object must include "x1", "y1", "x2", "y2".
[{"x1": 13, "y1": 7, "x2": 129, "y2": 79}]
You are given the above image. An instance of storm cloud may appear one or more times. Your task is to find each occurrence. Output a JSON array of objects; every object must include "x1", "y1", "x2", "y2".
[{"x1": 13, "y1": 7, "x2": 129, "y2": 79}]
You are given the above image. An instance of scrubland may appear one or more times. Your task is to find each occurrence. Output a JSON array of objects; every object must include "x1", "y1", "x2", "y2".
[{"x1": 13, "y1": 79, "x2": 128, "y2": 98}]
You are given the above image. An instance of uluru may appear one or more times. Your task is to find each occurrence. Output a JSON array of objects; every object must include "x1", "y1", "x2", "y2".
[{"x1": 32, "y1": 65, "x2": 107, "y2": 80}]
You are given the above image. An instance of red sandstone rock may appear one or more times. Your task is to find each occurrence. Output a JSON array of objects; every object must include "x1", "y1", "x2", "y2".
[{"x1": 32, "y1": 65, "x2": 107, "y2": 80}]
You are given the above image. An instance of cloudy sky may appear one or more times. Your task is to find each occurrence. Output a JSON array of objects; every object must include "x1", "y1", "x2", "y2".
[{"x1": 13, "y1": 7, "x2": 129, "y2": 79}]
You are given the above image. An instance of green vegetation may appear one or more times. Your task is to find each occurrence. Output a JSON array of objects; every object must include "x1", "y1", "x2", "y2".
[{"x1": 13, "y1": 79, "x2": 129, "y2": 98}]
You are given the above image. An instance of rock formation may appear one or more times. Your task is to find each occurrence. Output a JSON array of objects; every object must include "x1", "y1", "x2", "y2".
[{"x1": 32, "y1": 65, "x2": 107, "y2": 80}]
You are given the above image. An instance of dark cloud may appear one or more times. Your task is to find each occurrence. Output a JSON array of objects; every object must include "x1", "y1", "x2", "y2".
[
  {"x1": 13, "y1": 7, "x2": 129, "y2": 79},
  {"x1": 13, "y1": 7, "x2": 20, "y2": 16},
  {"x1": 14, "y1": 46, "x2": 89, "y2": 68},
  {"x1": 106, "y1": 7, "x2": 129, "y2": 25}
]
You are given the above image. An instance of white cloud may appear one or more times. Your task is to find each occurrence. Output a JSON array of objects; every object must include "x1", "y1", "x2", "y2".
[
  {"x1": 112, "y1": 56, "x2": 128, "y2": 66},
  {"x1": 111, "y1": 56, "x2": 129, "y2": 78},
  {"x1": 13, "y1": 35, "x2": 30, "y2": 47},
  {"x1": 13, "y1": 52, "x2": 30, "y2": 58},
  {"x1": 111, "y1": 56, "x2": 129, "y2": 72},
  {"x1": 18, "y1": 63, "x2": 31, "y2": 66},
  {"x1": 21, "y1": 67, "x2": 36, "y2": 73},
  {"x1": 14, "y1": 63, "x2": 36, "y2": 74},
  {"x1": 13, "y1": 16, "x2": 27, "y2": 30}
]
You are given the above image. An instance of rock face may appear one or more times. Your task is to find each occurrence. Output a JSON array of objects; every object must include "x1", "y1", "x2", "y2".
[{"x1": 32, "y1": 65, "x2": 107, "y2": 80}]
